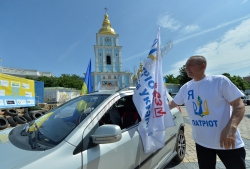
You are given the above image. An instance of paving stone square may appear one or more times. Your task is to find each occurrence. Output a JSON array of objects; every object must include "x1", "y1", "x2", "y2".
[{"x1": 164, "y1": 106, "x2": 250, "y2": 169}]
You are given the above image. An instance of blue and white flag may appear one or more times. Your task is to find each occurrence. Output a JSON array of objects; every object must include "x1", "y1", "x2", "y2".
[{"x1": 132, "y1": 28, "x2": 175, "y2": 154}]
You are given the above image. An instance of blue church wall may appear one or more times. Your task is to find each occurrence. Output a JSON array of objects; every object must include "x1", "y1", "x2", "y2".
[
  {"x1": 114, "y1": 49, "x2": 119, "y2": 58},
  {"x1": 104, "y1": 41, "x2": 111, "y2": 46},
  {"x1": 118, "y1": 76, "x2": 122, "y2": 88},
  {"x1": 97, "y1": 75, "x2": 101, "y2": 83},
  {"x1": 100, "y1": 37, "x2": 103, "y2": 45},
  {"x1": 124, "y1": 75, "x2": 129, "y2": 86},
  {"x1": 98, "y1": 66, "x2": 103, "y2": 72},
  {"x1": 106, "y1": 65, "x2": 112, "y2": 72},
  {"x1": 105, "y1": 49, "x2": 111, "y2": 54},
  {"x1": 98, "y1": 49, "x2": 103, "y2": 56},
  {"x1": 115, "y1": 65, "x2": 119, "y2": 72}
]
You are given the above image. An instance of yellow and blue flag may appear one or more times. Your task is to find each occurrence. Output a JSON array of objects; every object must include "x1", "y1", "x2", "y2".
[
  {"x1": 132, "y1": 28, "x2": 175, "y2": 154},
  {"x1": 81, "y1": 59, "x2": 92, "y2": 95}
]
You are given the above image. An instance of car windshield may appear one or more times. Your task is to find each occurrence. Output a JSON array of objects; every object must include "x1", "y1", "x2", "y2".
[{"x1": 27, "y1": 94, "x2": 109, "y2": 146}]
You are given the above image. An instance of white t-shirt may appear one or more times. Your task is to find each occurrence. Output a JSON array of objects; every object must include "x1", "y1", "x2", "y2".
[{"x1": 174, "y1": 75, "x2": 245, "y2": 149}]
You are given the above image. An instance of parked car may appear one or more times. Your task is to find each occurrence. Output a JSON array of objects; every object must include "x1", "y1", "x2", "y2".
[
  {"x1": 241, "y1": 95, "x2": 250, "y2": 105},
  {"x1": 0, "y1": 87, "x2": 186, "y2": 169}
]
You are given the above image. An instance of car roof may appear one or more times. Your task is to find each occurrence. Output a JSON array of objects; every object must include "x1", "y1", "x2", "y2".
[
  {"x1": 89, "y1": 87, "x2": 136, "y2": 95},
  {"x1": 90, "y1": 90, "x2": 117, "y2": 95}
]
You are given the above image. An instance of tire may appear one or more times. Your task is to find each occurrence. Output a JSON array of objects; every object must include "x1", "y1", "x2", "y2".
[
  {"x1": 24, "y1": 108, "x2": 29, "y2": 114},
  {"x1": 7, "y1": 116, "x2": 17, "y2": 127},
  {"x1": 40, "y1": 110, "x2": 48, "y2": 115},
  {"x1": 5, "y1": 109, "x2": 18, "y2": 116},
  {"x1": 173, "y1": 130, "x2": 186, "y2": 162},
  {"x1": 0, "y1": 117, "x2": 8, "y2": 130},
  {"x1": 28, "y1": 110, "x2": 43, "y2": 115},
  {"x1": 23, "y1": 113, "x2": 32, "y2": 122},
  {"x1": 32, "y1": 112, "x2": 43, "y2": 120},
  {"x1": 14, "y1": 115, "x2": 28, "y2": 124}
]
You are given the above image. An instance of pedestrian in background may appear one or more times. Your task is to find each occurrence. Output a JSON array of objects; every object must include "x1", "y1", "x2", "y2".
[{"x1": 168, "y1": 55, "x2": 246, "y2": 169}]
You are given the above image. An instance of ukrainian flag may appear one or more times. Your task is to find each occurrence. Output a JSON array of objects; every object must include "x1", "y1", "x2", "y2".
[{"x1": 81, "y1": 59, "x2": 92, "y2": 95}]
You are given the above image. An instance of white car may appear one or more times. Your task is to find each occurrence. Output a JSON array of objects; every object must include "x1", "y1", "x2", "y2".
[{"x1": 0, "y1": 87, "x2": 186, "y2": 169}]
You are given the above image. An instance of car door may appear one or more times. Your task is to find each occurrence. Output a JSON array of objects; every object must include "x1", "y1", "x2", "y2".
[
  {"x1": 138, "y1": 103, "x2": 178, "y2": 168},
  {"x1": 82, "y1": 94, "x2": 141, "y2": 169}
]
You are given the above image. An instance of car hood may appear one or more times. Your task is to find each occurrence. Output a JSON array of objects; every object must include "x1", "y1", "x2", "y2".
[{"x1": 0, "y1": 128, "x2": 44, "y2": 169}]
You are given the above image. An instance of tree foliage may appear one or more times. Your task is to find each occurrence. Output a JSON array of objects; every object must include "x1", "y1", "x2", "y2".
[
  {"x1": 25, "y1": 74, "x2": 83, "y2": 90},
  {"x1": 162, "y1": 67, "x2": 250, "y2": 91},
  {"x1": 178, "y1": 65, "x2": 192, "y2": 86},
  {"x1": 222, "y1": 73, "x2": 250, "y2": 90},
  {"x1": 165, "y1": 74, "x2": 179, "y2": 84}
]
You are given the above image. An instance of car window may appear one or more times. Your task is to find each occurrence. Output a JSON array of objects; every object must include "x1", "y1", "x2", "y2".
[
  {"x1": 99, "y1": 95, "x2": 141, "y2": 130},
  {"x1": 28, "y1": 94, "x2": 110, "y2": 146}
]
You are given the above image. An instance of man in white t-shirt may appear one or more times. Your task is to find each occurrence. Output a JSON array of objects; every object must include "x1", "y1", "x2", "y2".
[{"x1": 168, "y1": 55, "x2": 246, "y2": 169}]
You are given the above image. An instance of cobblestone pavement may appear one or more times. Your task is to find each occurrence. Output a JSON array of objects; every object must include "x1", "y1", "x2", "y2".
[{"x1": 165, "y1": 105, "x2": 250, "y2": 169}]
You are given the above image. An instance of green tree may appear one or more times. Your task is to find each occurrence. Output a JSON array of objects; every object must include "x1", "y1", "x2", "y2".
[
  {"x1": 221, "y1": 73, "x2": 231, "y2": 79},
  {"x1": 57, "y1": 74, "x2": 82, "y2": 90},
  {"x1": 165, "y1": 74, "x2": 179, "y2": 84},
  {"x1": 222, "y1": 73, "x2": 249, "y2": 91},
  {"x1": 178, "y1": 65, "x2": 191, "y2": 86},
  {"x1": 25, "y1": 74, "x2": 83, "y2": 90},
  {"x1": 37, "y1": 76, "x2": 59, "y2": 87}
]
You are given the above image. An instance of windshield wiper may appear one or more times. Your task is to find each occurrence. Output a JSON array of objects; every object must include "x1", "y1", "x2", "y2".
[
  {"x1": 28, "y1": 122, "x2": 44, "y2": 149},
  {"x1": 20, "y1": 120, "x2": 35, "y2": 136},
  {"x1": 34, "y1": 122, "x2": 44, "y2": 140}
]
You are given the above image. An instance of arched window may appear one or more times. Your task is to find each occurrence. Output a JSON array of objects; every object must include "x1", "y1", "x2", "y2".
[{"x1": 106, "y1": 56, "x2": 111, "y2": 65}]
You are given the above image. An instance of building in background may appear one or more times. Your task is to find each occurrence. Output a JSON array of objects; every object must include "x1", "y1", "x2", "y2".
[
  {"x1": 91, "y1": 11, "x2": 132, "y2": 91},
  {"x1": 0, "y1": 66, "x2": 54, "y2": 78},
  {"x1": 243, "y1": 75, "x2": 250, "y2": 82}
]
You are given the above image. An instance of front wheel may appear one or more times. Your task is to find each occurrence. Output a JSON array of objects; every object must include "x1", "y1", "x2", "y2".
[{"x1": 173, "y1": 130, "x2": 186, "y2": 162}]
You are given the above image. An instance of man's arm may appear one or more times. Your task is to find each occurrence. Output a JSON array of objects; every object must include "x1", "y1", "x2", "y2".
[
  {"x1": 168, "y1": 100, "x2": 178, "y2": 110},
  {"x1": 220, "y1": 97, "x2": 245, "y2": 149}
]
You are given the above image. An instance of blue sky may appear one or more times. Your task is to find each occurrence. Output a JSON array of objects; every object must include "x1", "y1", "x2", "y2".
[{"x1": 1, "y1": 0, "x2": 250, "y2": 78}]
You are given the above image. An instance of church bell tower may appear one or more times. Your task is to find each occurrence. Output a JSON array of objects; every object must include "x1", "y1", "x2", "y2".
[{"x1": 92, "y1": 9, "x2": 132, "y2": 90}]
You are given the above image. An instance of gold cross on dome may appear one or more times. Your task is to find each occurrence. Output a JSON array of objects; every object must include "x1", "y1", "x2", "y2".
[{"x1": 104, "y1": 7, "x2": 108, "y2": 14}]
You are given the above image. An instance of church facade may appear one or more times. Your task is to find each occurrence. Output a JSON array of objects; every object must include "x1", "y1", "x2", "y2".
[{"x1": 91, "y1": 12, "x2": 132, "y2": 91}]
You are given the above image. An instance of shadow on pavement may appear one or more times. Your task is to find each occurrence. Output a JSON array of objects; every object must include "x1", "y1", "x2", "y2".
[{"x1": 164, "y1": 161, "x2": 182, "y2": 168}]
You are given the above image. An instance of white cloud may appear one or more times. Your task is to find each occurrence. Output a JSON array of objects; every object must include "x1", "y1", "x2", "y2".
[
  {"x1": 123, "y1": 50, "x2": 148, "y2": 62},
  {"x1": 57, "y1": 40, "x2": 82, "y2": 62},
  {"x1": 181, "y1": 24, "x2": 200, "y2": 34},
  {"x1": 195, "y1": 19, "x2": 250, "y2": 76},
  {"x1": 241, "y1": 0, "x2": 248, "y2": 4},
  {"x1": 164, "y1": 59, "x2": 187, "y2": 76},
  {"x1": 174, "y1": 14, "x2": 250, "y2": 44},
  {"x1": 166, "y1": 18, "x2": 250, "y2": 77},
  {"x1": 157, "y1": 12, "x2": 181, "y2": 31},
  {"x1": 126, "y1": 14, "x2": 250, "y2": 74}
]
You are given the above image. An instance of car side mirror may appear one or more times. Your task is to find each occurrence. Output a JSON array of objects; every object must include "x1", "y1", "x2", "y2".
[{"x1": 91, "y1": 124, "x2": 122, "y2": 144}]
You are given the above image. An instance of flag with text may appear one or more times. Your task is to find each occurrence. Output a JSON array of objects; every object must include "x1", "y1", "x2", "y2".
[{"x1": 132, "y1": 28, "x2": 175, "y2": 154}]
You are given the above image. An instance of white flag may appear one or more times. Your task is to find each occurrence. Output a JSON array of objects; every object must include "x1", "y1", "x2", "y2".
[{"x1": 133, "y1": 28, "x2": 175, "y2": 154}]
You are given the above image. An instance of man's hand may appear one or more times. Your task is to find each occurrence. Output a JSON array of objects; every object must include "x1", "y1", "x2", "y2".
[
  {"x1": 220, "y1": 97, "x2": 245, "y2": 149},
  {"x1": 220, "y1": 125, "x2": 236, "y2": 149},
  {"x1": 168, "y1": 100, "x2": 177, "y2": 110}
]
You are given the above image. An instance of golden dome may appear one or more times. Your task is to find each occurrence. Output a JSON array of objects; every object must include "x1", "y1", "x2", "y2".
[
  {"x1": 98, "y1": 14, "x2": 116, "y2": 35},
  {"x1": 133, "y1": 74, "x2": 137, "y2": 80},
  {"x1": 137, "y1": 62, "x2": 143, "y2": 77}
]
